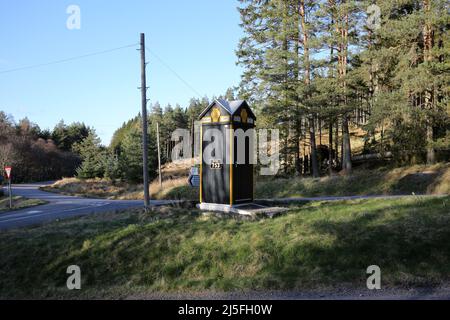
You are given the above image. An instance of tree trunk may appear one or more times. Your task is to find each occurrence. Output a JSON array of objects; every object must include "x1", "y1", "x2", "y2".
[
  {"x1": 423, "y1": 0, "x2": 435, "y2": 164},
  {"x1": 309, "y1": 117, "x2": 319, "y2": 177},
  {"x1": 300, "y1": 0, "x2": 319, "y2": 177},
  {"x1": 304, "y1": 154, "x2": 309, "y2": 175},
  {"x1": 319, "y1": 117, "x2": 322, "y2": 145},
  {"x1": 294, "y1": 10, "x2": 302, "y2": 176},
  {"x1": 284, "y1": 130, "x2": 289, "y2": 174},
  {"x1": 295, "y1": 127, "x2": 301, "y2": 175},
  {"x1": 329, "y1": 118, "x2": 333, "y2": 176},
  {"x1": 342, "y1": 115, "x2": 352, "y2": 173},
  {"x1": 426, "y1": 125, "x2": 435, "y2": 164},
  {"x1": 328, "y1": 2, "x2": 337, "y2": 169},
  {"x1": 335, "y1": 118, "x2": 339, "y2": 165},
  {"x1": 339, "y1": 3, "x2": 352, "y2": 174}
]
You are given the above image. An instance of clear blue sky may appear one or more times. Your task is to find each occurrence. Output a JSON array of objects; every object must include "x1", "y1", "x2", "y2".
[{"x1": 0, "y1": 0, "x2": 243, "y2": 144}]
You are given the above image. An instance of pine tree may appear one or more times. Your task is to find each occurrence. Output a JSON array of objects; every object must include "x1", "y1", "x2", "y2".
[
  {"x1": 236, "y1": 0, "x2": 449, "y2": 174},
  {"x1": 359, "y1": 0, "x2": 449, "y2": 164},
  {"x1": 118, "y1": 124, "x2": 157, "y2": 183},
  {"x1": 103, "y1": 152, "x2": 121, "y2": 181},
  {"x1": 73, "y1": 131, "x2": 105, "y2": 179},
  {"x1": 300, "y1": 0, "x2": 320, "y2": 177}
]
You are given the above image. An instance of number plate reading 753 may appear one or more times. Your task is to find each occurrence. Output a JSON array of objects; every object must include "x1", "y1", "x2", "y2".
[{"x1": 210, "y1": 160, "x2": 223, "y2": 169}]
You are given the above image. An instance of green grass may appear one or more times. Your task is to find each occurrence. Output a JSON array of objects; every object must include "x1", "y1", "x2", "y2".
[
  {"x1": 256, "y1": 163, "x2": 450, "y2": 198},
  {"x1": 0, "y1": 196, "x2": 47, "y2": 213},
  {"x1": 0, "y1": 196, "x2": 449, "y2": 299}
]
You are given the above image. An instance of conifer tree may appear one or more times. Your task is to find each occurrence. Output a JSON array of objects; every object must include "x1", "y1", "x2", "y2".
[{"x1": 73, "y1": 131, "x2": 105, "y2": 179}]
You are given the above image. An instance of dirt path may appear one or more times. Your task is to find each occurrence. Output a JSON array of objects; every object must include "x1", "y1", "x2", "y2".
[{"x1": 127, "y1": 286, "x2": 450, "y2": 300}]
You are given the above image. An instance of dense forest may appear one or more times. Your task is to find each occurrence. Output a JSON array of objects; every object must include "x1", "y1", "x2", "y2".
[
  {"x1": 110, "y1": 0, "x2": 449, "y2": 179},
  {"x1": 0, "y1": 113, "x2": 89, "y2": 182},
  {"x1": 0, "y1": 96, "x2": 225, "y2": 183},
  {"x1": 235, "y1": 0, "x2": 449, "y2": 176},
  {"x1": 1, "y1": 0, "x2": 448, "y2": 184}
]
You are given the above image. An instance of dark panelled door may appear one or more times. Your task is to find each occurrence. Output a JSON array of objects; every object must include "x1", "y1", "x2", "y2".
[
  {"x1": 201, "y1": 124, "x2": 230, "y2": 204},
  {"x1": 234, "y1": 130, "x2": 253, "y2": 203}
]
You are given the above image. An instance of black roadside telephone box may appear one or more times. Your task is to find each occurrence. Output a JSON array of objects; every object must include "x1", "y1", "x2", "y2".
[{"x1": 198, "y1": 99, "x2": 256, "y2": 206}]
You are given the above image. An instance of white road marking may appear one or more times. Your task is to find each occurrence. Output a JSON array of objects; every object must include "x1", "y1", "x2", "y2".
[
  {"x1": 0, "y1": 203, "x2": 111, "y2": 224},
  {"x1": 1, "y1": 185, "x2": 172, "y2": 229}
]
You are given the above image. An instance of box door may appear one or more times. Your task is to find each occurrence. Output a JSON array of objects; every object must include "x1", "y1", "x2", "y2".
[{"x1": 201, "y1": 124, "x2": 230, "y2": 204}]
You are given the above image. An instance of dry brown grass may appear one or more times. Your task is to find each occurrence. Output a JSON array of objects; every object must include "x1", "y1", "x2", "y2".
[
  {"x1": 42, "y1": 161, "x2": 449, "y2": 201},
  {"x1": 160, "y1": 158, "x2": 198, "y2": 178},
  {"x1": 43, "y1": 177, "x2": 137, "y2": 199},
  {"x1": 42, "y1": 176, "x2": 197, "y2": 200},
  {"x1": 313, "y1": 124, "x2": 380, "y2": 155},
  {"x1": 42, "y1": 159, "x2": 198, "y2": 200},
  {"x1": 118, "y1": 177, "x2": 193, "y2": 200},
  {"x1": 257, "y1": 162, "x2": 450, "y2": 198},
  {"x1": 0, "y1": 196, "x2": 47, "y2": 212}
]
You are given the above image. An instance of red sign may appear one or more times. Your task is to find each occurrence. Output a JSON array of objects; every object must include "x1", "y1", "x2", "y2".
[{"x1": 4, "y1": 166, "x2": 12, "y2": 179}]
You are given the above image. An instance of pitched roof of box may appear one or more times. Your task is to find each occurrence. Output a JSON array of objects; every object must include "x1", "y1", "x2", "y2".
[{"x1": 199, "y1": 99, "x2": 256, "y2": 120}]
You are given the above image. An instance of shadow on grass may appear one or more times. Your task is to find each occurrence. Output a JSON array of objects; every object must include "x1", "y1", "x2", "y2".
[
  {"x1": 1, "y1": 197, "x2": 449, "y2": 298},
  {"x1": 164, "y1": 185, "x2": 198, "y2": 200},
  {"x1": 292, "y1": 197, "x2": 450, "y2": 287},
  {"x1": 393, "y1": 172, "x2": 438, "y2": 194},
  {"x1": 77, "y1": 198, "x2": 449, "y2": 290}
]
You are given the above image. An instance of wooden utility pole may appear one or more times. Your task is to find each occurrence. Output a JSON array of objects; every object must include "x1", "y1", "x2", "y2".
[
  {"x1": 8, "y1": 177, "x2": 12, "y2": 209},
  {"x1": 156, "y1": 122, "x2": 162, "y2": 189},
  {"x1": 140, "y1": 33, "x2": 150, "y2": 210}
]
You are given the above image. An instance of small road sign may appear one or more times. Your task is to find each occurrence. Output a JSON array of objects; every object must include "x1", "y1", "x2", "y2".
[
  {"x1": 4, "y1": 166, "x2": 12, "y2": 179},
  {"x1": 190, "y1": 167, "x2": 199, "y2": 176},
  {"x1": 188, "y1": 167, "x2": 200, "y2": 187}
]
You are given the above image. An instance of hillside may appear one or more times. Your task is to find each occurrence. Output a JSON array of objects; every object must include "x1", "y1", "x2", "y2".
[
  {"x1": 42, "y1": 162, "x2": 449, "y2": 201},
  {"x1": 0, "y1": 196, "x2": 448, "y2": 299}
]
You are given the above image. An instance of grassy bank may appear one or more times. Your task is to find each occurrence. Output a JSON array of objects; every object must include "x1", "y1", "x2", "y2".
[
  {"x1": 0, "y1": 196, "x2": 448, "y2": 299},
  {"x1": 0, "y1": 196, "x2": 47, "y2": 213},
  {"x1": 41, "y1": 176, "x2": 199, "y2": 200},
  {"x1": 257, "y1": 163, "x2": 450, "y2": 198},
  {"x1": 42, "y1": 163, "x2": 449, "y2": 201}
]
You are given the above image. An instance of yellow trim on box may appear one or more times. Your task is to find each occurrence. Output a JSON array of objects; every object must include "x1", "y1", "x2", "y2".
[
  {"x1": 199, "y1": 125, "x2": 203, "y2": 203},
  {"x1": 219, "y1": 115, "x2": 230, "y2": 123},
  {"x1": 202, "y1": 116, "x2": 232, "y2": 124},
  {"x1": 229, "y1": 125, "x2": 233, "y2": 206}
]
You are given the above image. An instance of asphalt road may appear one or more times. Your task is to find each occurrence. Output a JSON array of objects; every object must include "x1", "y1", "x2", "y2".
[
  {"x1": 0, "y1": 182, "x2": 173, "y2": 230},
  {"x1": 1, "y1": 183, "x2": 444, "y2": 231}
]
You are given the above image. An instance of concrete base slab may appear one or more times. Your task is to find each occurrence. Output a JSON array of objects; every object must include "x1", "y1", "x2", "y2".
[{"x1": 197, "y1": 202, "x2": 288, "y2": 218}]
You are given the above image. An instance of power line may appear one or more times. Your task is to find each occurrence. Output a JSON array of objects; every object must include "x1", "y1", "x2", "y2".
[
  {"x1": 0, "y1": 43, "x2": 138, "y2": 75},
  {"x1": 0, "y1": 42, "x2": 203, "y2": 98},
  {"x1": 145, "y1": 46, "x2": 202, "y2": 97}
]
